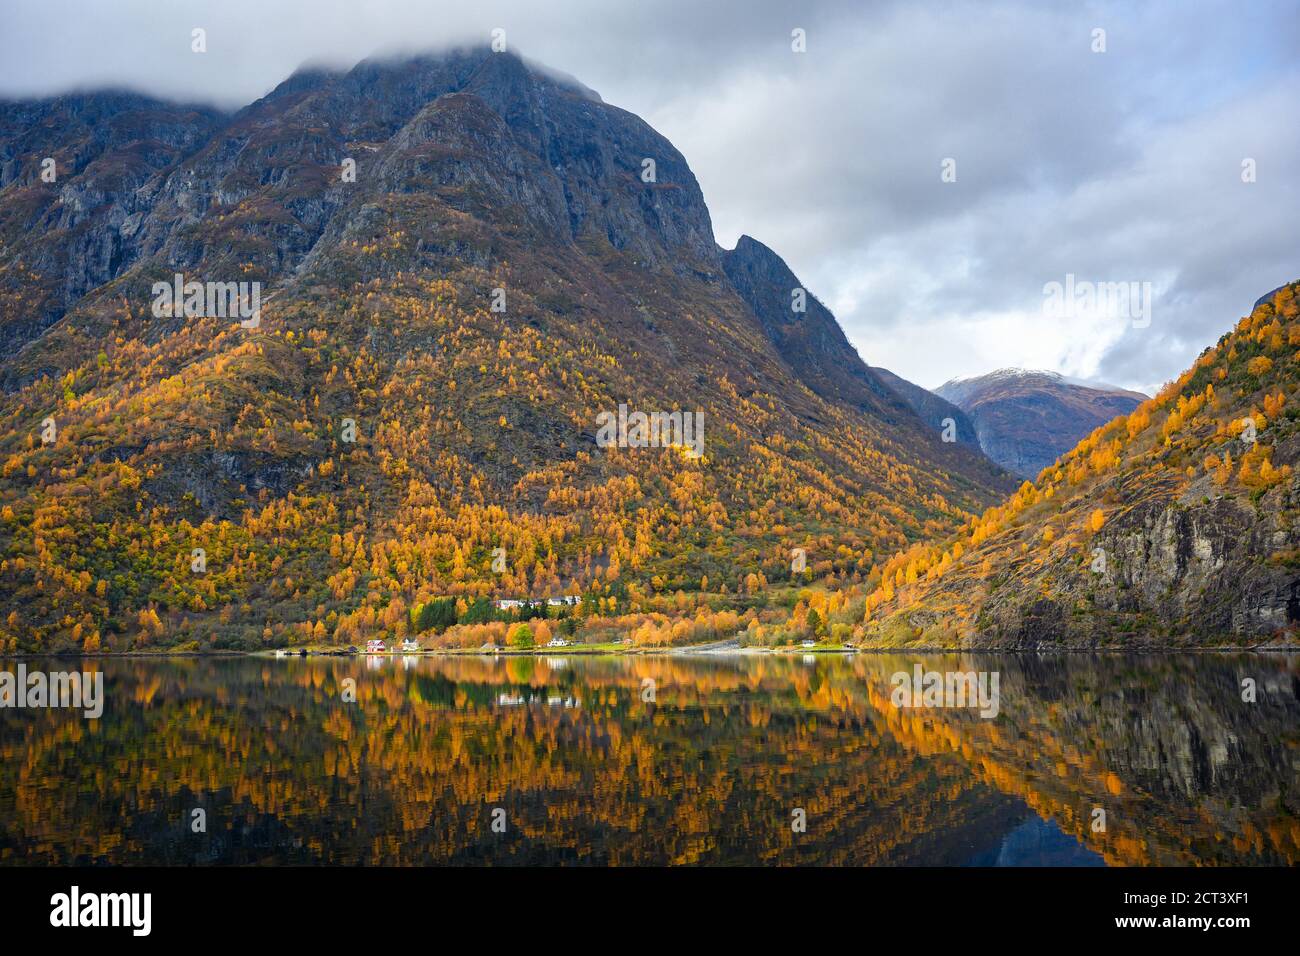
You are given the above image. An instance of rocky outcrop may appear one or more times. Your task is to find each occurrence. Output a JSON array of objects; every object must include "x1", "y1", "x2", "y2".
[
  {"x1": 0, "y1": 92, "x2": 224, "y2": 355},
  {"x1": 963, "y1": 473, "x2": 1300, "y2": 646},
  {"x1": 0, "y1": 47, "x2": 724, "y2": 373},
  {"x1": 722, "y1": 235, "x2": 896, "y2": 415}
]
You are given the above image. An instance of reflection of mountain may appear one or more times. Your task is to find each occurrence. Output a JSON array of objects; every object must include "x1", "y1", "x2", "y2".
[
  {"x1": 0, "y1": 654, "x2": 1294, "y2": 865},
  {"x1": 850, "y1": 653, "x2": 1300, "y2": 865},
  {"x1": 0, "y1": 655, "x2": 1022, "y2": 865},
  {"x1": 965, "y1": 816, "x2": 1105, "y2": 867}
]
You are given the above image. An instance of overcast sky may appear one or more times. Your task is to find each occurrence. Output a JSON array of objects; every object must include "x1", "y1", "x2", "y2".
[{"x1": 2, "y1": 0, "x2": 1296, "y2": 393}]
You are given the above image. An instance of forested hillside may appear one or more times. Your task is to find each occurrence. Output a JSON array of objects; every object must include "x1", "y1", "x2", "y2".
[
  {"x1": 0, "y1": 47, "x2": 1011, "y2": 651},
  {"x1": 858, "y1": 282, "x2": 1300, "y2": 647}
]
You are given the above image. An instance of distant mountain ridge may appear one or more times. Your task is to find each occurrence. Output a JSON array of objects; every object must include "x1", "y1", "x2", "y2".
[{"x1": 936, "y1": 368, "x2": 1146, "y2": 478}]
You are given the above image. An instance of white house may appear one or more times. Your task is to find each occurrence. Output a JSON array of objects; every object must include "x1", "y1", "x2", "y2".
[{"x1": 497, "y1": 596, "x2": 580, "y2": 611}]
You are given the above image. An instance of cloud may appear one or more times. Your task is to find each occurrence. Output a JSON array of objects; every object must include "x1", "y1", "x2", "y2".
[{"x1": 1, "y1": 0, "x2": 1296, "y2": 393}]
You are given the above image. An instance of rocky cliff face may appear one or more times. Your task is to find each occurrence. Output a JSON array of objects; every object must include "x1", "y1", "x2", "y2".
[
  {"x1": 936, "y1": 368, "x2": 1145, "y2": 479},
  {"x1": 0, "y1": 92, "x2": 224, "y2": 355},
  {"x1": 980, "y1": 467, "x2": 1300, "y2": 646},
  {"x1": 0, "y1": 49, "x2": 719, "y2": 370}
]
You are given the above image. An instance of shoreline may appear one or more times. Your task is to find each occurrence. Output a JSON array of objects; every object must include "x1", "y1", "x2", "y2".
[{"x1": 4, "y1": 643, "x2": 1299, "y2": 659}]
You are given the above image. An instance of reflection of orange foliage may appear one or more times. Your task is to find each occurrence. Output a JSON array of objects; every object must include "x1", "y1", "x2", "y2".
[
  {"x1": 2, "y1": 655, "x2": 1296, "y2": 866},
  {"x1": 853, "y1": 655, "x2": 1299, "y2": 867}
]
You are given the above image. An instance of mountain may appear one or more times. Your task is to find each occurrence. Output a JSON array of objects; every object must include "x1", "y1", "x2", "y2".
[
  {"x1": 1254, "y1": 282, "x2": 1298, "y2": 310},
  {"x1": 718, "y1": 235, "x2": 982, "y2": 450},
  {"x1": 0, "y1": 46, "x2": 1014, "y2": 651},
  {"x1": 936, "y1": 368, "x2": 1146, "y2": 478},
  {"x1": 869, "y1": 366, "x2": 981, "y2": 450},
  {"x1": 0, "y1": 91, "x2": 225, "y2": 355},
  {"x1": 861, "y1": 281, "x2": 1300, "y2": 647},
  {"x1": 720, "y1": 235, "x2": 990, "y2": 457}
]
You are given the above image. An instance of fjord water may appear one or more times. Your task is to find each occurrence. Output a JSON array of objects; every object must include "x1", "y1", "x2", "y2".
[{"x1": 0, "y1": 654, "x2": 1295, "y2": 866}]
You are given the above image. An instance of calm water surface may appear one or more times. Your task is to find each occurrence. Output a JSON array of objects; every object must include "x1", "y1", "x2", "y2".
[{"x1": 1, "y1": 653, "x2": 1296, "y2": 866}]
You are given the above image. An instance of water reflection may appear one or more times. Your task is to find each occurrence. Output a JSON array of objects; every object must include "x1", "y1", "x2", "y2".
[{"x1": 0, "y1": 653, "x2": 1295, "y2": 866}]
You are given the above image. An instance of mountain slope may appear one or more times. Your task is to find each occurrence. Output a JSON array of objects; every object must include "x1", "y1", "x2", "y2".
[
  {"x1": 720, "y1": 234, "x2": 1004, "y2": 482},
  {"x1": 0, "y1": 91, "x2": 224, "y2": 356},
  {"x1": 0, "y1": 47, "x2": 1013, "y2": 651},
  {"x1": 860, "y1": 281, "x2": 1300, "y2": 647},
  {"x1": 869, "y1": 366, "x2": 981, "y2": 451},
  {"x1": 936, "y1": 369, "x2": 1146, "y2": 478}
]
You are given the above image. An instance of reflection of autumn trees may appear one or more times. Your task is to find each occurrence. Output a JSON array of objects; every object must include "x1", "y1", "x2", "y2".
[
  {"x1": 848, "y1": 654, "x2": 1300, "y2": 865},
  {"x1": 1, "y1": 655, "x2": 997, "y2": 865},
  {"x1": 0, "y1": 654, "x2": 1294, "y2": 865}
]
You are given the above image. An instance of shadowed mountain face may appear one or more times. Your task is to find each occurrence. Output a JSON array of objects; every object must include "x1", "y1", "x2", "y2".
[
  {"x1": 721, "y1": 234, "x2": 1005, "y2": 482},
  {"x1": 0, "y1": 91, "x2": 225, "y2": 354},
  {"x1": 869, "y1": 366, "x2": 981, "y2": 451},
  {"x1": 0, "y1": 47, "x2": 1014, "y2": 650},
  {"x1": 1255, "y1": 280, "x2": 1299, "y2": 310},
  {"x1": 722, "y1": 235, "x2": 901, "y2": 417},
  {"x1": 936, "y1": 369, "x2": 1146, "y2": 479}
]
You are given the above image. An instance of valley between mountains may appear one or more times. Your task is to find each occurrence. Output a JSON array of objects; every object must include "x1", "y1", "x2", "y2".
[{"x1": 0, "y1": 47, "x2": 1295, "y2": 651}]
